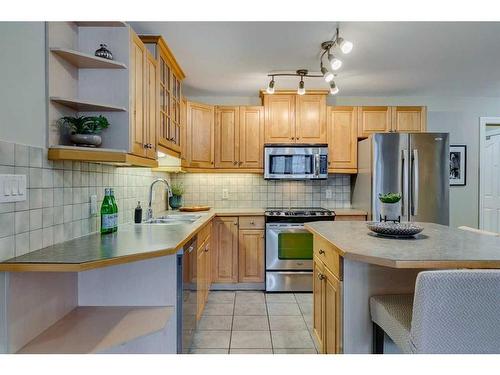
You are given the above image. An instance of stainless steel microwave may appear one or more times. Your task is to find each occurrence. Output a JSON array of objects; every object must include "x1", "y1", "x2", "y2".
[{"x1": 264, "y1": 144, "x2": 328, "y2": 180}]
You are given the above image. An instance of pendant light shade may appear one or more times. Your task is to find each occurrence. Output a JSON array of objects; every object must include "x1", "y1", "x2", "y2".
[
  {"x1": 266, "y1": 78, "x2": 275, "y2": 94},
  {"x1": 338, "y1": 37, "x2": 353, "y2": 54},
  {"x1": 321, "y1": 66, "x2": 334, "y2": 82},
  {"x1": 328, "y1": 53, "x2": 342, "y2": 71},
  {"x1": 329, "y1": 81, "x2": 339, "y2": 95}
]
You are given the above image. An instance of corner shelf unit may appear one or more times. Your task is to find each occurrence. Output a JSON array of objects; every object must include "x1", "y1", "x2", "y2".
[
  {"x1": 50, "y1": 47, "x2": 127, "y2": 69},
  {"x1": 50, "y1": 96, "x2": 127, "y2": 112},
  {"x1": 17, "y1": 306, "x2": 174, "y2": 354}
]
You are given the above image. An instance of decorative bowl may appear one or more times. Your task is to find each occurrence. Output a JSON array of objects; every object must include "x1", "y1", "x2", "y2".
[{"x1": 367, "y1": 222, "x2": 424, "y2": 238}]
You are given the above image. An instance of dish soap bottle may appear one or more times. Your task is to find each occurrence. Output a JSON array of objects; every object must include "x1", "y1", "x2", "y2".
[
  {"x1": 134, "y1": 201, "x2": 142, "y2": 223},
  {"x1": 110, "y1": 188, "x2": 118, "y2": 232},
  {"x1": 101, "y1": 188, "x2": 114, "y2": 234}
]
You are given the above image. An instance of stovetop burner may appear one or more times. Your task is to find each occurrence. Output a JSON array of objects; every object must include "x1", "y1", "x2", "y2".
[{"x1": 265, "y1": 207, "x2": 335, "y2": 217}]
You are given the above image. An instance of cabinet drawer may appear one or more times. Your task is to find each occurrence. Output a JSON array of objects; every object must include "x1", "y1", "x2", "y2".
[
  {"x1": 335, "y1": 215, "x2": 366, "y2": 221},
  {"x1": 238, "y1": 216, "x2": 265, "y2": 229},
  {"x1": 313, "y1": 235, "x2": 341, "y2": 279},
  {"x1": 197, "y1": 222, "x2": 212, "y2": 245}
]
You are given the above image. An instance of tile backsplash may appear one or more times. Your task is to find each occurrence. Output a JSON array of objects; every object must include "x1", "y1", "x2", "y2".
[
  {"x1": 171, "y1": 173, "x2": 351, "y2": 209},
  {"x1": 0, "y1": 140, "x2": 170, "y2": 261}
]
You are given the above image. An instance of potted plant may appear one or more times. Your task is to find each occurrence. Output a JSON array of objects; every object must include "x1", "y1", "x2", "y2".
[
  {"x1": 169, "y1": 182, "x2": 185, "y2": 209},
  {"x1": 378, "y1": 192, "x2": 402, "y2": 222},
  {"x1": 58, "y1": 115, "x2": 110, "y2": 147}
]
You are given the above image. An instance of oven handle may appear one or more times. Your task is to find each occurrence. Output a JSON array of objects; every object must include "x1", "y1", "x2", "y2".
[
  {"x1": 269, "y1": 271, "x2": 313, "y2": 275},
  {"x1": 266, "y1": 223, "x2": 306, "y2": 229}
]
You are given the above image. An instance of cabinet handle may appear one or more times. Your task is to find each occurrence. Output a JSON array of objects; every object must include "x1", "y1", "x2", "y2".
[
  {"x1": 317, "y1": 273, "x2": 325, "y2": 280},
  {"x1": 296, "y1": 137, "x2": 300, "y2": 140},
  {"x1": 233, "y1": 161, "x2": 238, "y2": 165},
  {"x1": 205, "y1": 245, "x2": 209, "y2": 252},
  {"x1": 319, "y1": 249, "x2": 325, "y2": 255},
  {"x1": 250, "y1": 221, "x2": 254, "y2": 224},
  {"x1": 239, "y1": 161, "x2": 242, "y2": 166},
  {"x1": 233, "y1": 222, "x2": 238, "y2": 225}
]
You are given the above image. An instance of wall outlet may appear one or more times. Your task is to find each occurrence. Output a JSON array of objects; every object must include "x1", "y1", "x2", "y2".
[
  {"x1": 0, "y1": 174, "x2": 27, "y2": 203},
  {"x1": 222, "y1": 189, "x2": 229, "y2": 200},
  {"x1": 90, "y1": 194, "x2": 98, "y2": 216},
  {"x1": 325, "y1": 189, "x2": 333, "y2": 199}
]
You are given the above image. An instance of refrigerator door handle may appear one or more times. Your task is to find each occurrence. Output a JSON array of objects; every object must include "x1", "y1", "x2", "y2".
[
  {"x1": 401, "y1": 149, "x2": 408, "y2": 218},
  {"x1": 412, "y1": 149, "x2": 419, "y2": 216}
]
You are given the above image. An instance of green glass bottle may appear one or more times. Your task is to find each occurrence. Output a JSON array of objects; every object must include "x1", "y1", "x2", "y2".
[
  {"x1": 101, "y1": 188, "x2": 114, "y2": 234},
  {"x1": 110, "y1": 188, "x2": 118, "y2": 232}
]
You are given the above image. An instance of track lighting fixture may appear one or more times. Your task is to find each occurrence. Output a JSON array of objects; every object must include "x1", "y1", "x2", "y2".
[
  {"x1": 264, "y1": 26, "x2": 351, "y2": 96},
  {"x1": 328, "y1": 53, "x2": 342, "y2": 71},
  {"x1": 297, "y1": 79, "x2": 305, "y2": 95},
  {"x1": 321, "y1": 65, "x2": 334, "y2": 83},
  {"x1": 266, "y1": 78, "x2": 275, "y2": 94},
  {"x1": 329, "y1": 81, "x2": 339, "y2": 95}
]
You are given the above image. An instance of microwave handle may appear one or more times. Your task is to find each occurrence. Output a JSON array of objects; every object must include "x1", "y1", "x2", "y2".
[{"x1": 314, "y1": 154, "x2": 320, "y2": 177}]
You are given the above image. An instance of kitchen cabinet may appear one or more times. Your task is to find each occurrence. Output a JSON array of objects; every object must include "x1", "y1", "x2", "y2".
[
  {"x1": 186, "y1": 101, "x2": 215, "y2": 168},
  {"x1": 238, "y1": 229, "x2": 265, "y2": 283},
  {"x1": 295, "y1": 95, "x2": 327, "y2": 143},
  {"x1": 180, "y1": 97, "x2": 188, "y2": 167},
  {"x1": 144, "y1": 52, "x2": 158, "y2": 159},
  {"x1": 239, "y1": 106, "x2": 264, "y2": 168},
  {"x1": 358, "y1": 106, "x2": 427, "y2": 137},
  {"x1": 130, "y1": 33, "x2": 147, "y2": 157},
  {"x1": 327, "y1": 106, "x2": 358, "y2": 171},
  {"x1": 391, "y1": 106, "x2": 427, "y2": 132},
  {"x1": 140, "y1": 35, "x2": 185, "y2": 156},
  {"x1": 215, "y1": 106, "x2": 240, "y2": 168},
  {"x1": 263, "y1": 92, "x2": 327, "y2": 144},
  {"x1": 313, "y1": 235, "x2": 343, "y2": 354},
  {"x1": 263, "y1": 94, "x2": 296, "y2": 143},
  {"x1": 197, "y1": 237, "x2": 211, "y2": 320},
  {"x1": 357, "y1": 106, "x2": 392, "y2": 138},
  {"x1": 211, "y1": 217, "x2": 239, "y2": 283}
]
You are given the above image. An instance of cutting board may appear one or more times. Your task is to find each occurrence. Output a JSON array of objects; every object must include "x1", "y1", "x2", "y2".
[{"x1": 179, "y1": 206, "x2": 211, "y2": 212}]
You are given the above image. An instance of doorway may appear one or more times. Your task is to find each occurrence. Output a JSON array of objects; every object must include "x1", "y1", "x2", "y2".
[{"x1": 479, "y1": 117, "x2": 500, "y2": 232}]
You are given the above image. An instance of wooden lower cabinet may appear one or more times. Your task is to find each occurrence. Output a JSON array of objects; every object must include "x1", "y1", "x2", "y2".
[
  {"x1": 211, "y1": 217, "x2": 239, "y2": 283},
  {"x1": 238, "y1": 229, "x2": 265, "y2": 283},
  {"x1": 196, "y1": 237, "x2": 211, "y2": 320},
  {"x1": 313, "y1": 250, "x2": 343, "y2": 354}
]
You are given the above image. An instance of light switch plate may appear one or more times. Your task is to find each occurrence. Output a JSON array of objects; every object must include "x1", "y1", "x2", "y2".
[
  {"x1": 0, "y1": 174, "x2": 27, "y2": 203},
  {"x1": 325, "y1": 189, "x2": 333, "y2": 199},
  {"x1": 222, "y1": 189, "x2": 229, "y2": 200},
  {"x1": 90, "y1": 194, "x2": 98, "y2": 215}
]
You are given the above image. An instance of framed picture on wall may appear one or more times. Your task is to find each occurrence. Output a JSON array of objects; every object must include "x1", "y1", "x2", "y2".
[{"x1": 449, "y1": 145, "x2": 467, "y2": 186}]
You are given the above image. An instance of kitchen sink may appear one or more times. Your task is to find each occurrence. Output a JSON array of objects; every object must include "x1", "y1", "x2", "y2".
[{"x1": 140, "y1": 214, "x2": 202, "y2": 225}]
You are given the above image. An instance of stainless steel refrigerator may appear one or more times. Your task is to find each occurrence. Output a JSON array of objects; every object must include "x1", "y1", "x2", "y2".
[{"x1": 352, "y1": 133, "x2": 449, "y2": 225}]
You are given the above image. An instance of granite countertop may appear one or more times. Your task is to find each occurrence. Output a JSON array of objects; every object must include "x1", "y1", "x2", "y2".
[{"x1": 305, "y1": 221, "x2": 500, "y2": 269}]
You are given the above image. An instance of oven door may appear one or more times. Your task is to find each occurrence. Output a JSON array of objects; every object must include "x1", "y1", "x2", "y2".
[{"x1": 266, "y1": 223, "x2": 313, "y2": 270}]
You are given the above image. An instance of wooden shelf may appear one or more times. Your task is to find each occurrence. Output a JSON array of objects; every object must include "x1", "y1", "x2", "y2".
[
  {"x1": 50, "y1": 96, "x2": 127, "y2": 112},
  {"x1": 74, "y1": 21, "x2": 127, "y2": 27},
  {"x1": 51, "y1": 48, "x2": 127, "y2": 69},
  {"x1": 48, "y1": 147, "x2": 158, "y2": 168},
  {"x1": 17, "y1": 306, "x2": 174, "y2": 354}
]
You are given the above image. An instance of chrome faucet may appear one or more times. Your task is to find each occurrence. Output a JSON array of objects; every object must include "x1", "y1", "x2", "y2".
[{"x1": 146, "y1": 178, "x2": 172, "y2": 220}]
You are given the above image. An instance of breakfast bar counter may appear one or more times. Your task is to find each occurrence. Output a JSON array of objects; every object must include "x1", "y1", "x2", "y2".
[
  {"x1": 305, "y1": 221, "x2": 500, "y2": 354},
  {"x1": 305, "y1": 221, "x2": 500, "y2": 269}
]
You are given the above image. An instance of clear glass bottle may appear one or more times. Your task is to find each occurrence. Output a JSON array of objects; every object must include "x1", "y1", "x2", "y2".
[
  {"x1": 110, "y1": 188, "x2": 118, "y2": 232},
  {"x1": 100, "y1": 188, "x2": 114, "y2": 234}
]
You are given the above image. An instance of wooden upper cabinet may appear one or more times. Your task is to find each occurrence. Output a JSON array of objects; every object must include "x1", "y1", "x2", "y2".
[
  {"x1": 239, "y1": 106, "x2": 264, "y2": 168},
  {"x1": 130, "y1": 33, "x2": 146, "y2": 158},
  {"x1": 328, "y1": 106, "x2": 358, "y2": 171},
  {"x1": 186, "y1": 101, "x2": 215, "y2": 168},
  {"x1": 238, "y1": 229, "x2": 265, "y2": 283},
  {"x1": 391, "y1": 106, "x2": 427, "y2": 132},
  {"x1": 264, "y1": 94, "x2": 296, "y2": 143},
  {"x1": 215, "y1": 106, "x2": 240, "y2": 168},
  {"x1": 295, "y1": 95, "x2": 327, "y2": 143},
  {"x1": 144, "y1": 52, "x2": 158, "y2": 159},
  {"x1": 180, "y1": 97, "x2": 188, "y2": 166},
  {"x1": 139, "y1": 35, "x2": 185, "y2": 156},
  {"x1": 357, "y1": 106, "x2": 392, "y2": 138},
  {"x1": 212, "y1": 217, "x2": 239, "y2": 283}
]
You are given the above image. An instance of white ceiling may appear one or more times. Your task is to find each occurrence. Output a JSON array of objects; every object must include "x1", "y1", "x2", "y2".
[{"x1": 128, "y1": 22, "x2": 500, "y2": 97}]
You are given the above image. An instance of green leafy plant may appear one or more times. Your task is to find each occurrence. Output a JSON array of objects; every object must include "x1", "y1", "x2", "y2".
[
  {"x1": 58, "y1": 115, "x2": 110, "y2": 134},
  {"x1": 378, "y1": 192, "x2": 401, "y2": 203},
  {"x1": 171, "y1": 182, "x2": 185, "y2": 197}
]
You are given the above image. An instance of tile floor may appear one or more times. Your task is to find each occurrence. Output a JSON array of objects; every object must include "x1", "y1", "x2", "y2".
[{"x1": 189, "y1": 291, "x2": 317, "y2": 354}]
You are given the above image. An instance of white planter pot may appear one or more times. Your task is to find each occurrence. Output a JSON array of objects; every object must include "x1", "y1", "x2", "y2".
[
  {"x1": 70, "y1": 133, "x2": 102, "y2": 147},
  {"x1": 380, "y1": 202, "x2": 401, "y2": 221}
]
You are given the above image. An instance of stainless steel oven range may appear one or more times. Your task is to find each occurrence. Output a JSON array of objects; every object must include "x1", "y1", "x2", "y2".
[{"x1": 265, "y1": 207, "x2": 335, "y2": 292}]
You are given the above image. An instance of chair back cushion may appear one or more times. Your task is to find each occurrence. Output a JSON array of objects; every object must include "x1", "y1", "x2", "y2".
[{"x1": 410, "y1": 270, "x2": 500, "y2": 353}]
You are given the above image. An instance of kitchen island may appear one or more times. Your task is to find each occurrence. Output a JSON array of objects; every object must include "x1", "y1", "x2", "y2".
[{"x1": 305, "y1": 221, "x2": 500, "y2": 354}]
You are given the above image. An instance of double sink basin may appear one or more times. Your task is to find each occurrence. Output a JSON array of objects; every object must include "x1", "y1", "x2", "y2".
[{"x1": 141, "y1": 214, "x2": 202, "y2": 226}]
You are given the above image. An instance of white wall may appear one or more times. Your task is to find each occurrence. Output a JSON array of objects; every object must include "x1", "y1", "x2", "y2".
[
  {"x1": 0, "y1": 22, "x2": 46, "y2": 147},
  {"x1": 187, "y1": 94, "x2": 500, "y2": 228}
]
